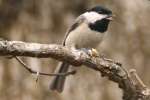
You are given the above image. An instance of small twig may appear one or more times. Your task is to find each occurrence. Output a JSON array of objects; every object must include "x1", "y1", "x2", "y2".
[
  {"x1": 129, "y1": 69, "x2": 146, "y2": 89},
  {"x1": 14, "y1": 56, "x2": 76, "y2": 77},
  {"x1": 36, "y1": 71, "x2": 39, "y2": 82},
  {"x1": 102, "y1": 57, "x2": 129, "y2": 78}
]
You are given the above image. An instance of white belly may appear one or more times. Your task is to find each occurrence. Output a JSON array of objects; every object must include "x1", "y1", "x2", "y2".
[{"x1": 65, "y1": 23, "x2": 106, "y2": 49}]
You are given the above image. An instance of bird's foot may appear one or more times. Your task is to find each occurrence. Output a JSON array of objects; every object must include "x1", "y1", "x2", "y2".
[
  {"x1": 80, "y1": 48, "x2": 99, "y2": 57},
  {"x1": 88, "y1": 48, "x2": 99, "y2": 57}
]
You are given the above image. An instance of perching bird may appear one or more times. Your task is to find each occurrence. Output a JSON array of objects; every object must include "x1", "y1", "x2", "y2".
[{"x1": 50, "y1": 5, "x2": 113, "y2": 92}]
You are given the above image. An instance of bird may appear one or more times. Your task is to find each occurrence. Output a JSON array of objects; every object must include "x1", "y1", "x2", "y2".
[{"x1": 50, "y1": 5, "x2": 113, "y2": 93}]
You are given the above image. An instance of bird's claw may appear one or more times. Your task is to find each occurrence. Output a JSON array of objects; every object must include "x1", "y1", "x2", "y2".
[
  {"x1": 88, "y1": 48, "x2": 99, "y2": 57},
  {"x1": 80, "y1": 48, "x2": 99, "y2": 57}
]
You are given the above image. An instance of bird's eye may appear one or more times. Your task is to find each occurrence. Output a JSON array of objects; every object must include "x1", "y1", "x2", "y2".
[
  {"x1": 98, "y1": 11, "x2": 102, "y2": 14},
  {"x1": 98, "y1": 11, "x2": 106, "y2": 14}
]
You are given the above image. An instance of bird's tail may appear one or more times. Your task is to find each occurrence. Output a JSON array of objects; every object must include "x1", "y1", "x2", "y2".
[{"x1": 50, "y1": 62, "x2": 69, "y2": 93}]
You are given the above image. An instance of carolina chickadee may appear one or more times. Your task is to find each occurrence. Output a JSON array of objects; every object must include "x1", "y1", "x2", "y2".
[{"x1": 50, "y1": 5, "x2": 113, "y2": 92}]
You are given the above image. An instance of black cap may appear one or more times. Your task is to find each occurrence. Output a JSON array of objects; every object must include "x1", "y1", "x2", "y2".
[{"x1": 87, "y1": 6, "x2": 112, "y2": 15}]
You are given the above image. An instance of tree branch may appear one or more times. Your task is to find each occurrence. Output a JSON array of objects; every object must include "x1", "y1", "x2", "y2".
[{"x1": 0, "y1": 40, "x2": 149, "y2": 100}]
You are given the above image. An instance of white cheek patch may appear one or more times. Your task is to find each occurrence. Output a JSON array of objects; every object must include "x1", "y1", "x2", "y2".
[{"x1": 83, "y1": 12, "x2": 107, "y2": 23}]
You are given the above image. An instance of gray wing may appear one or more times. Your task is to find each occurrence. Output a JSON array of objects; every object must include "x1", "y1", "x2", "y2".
[
  {"x1": 62, "y1": 15, "x2": 85, "y2": 46},
  {"x1": 49, "y1": 16, "x2": 85, "y2": 92}
]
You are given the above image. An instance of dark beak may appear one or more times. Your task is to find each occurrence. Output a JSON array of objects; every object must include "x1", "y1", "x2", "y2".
[{"x1": 106, "y1": 14, "x2": 115, "y2": 21}]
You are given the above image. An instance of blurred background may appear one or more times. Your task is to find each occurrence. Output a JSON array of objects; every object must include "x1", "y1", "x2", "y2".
[{"x1": 0, "y1": 0, "x2": 150, "y2": 100}]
